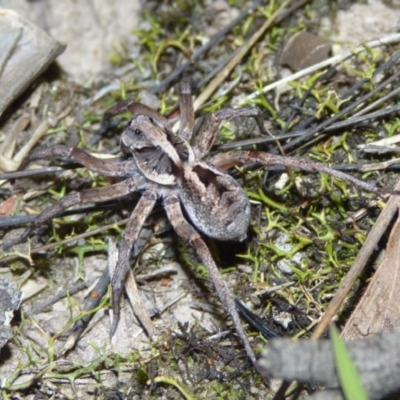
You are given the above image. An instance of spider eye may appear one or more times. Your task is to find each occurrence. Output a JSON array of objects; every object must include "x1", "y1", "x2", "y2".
[{"x1": 134, "y1": 129, "x2": 142, "y2": 135}]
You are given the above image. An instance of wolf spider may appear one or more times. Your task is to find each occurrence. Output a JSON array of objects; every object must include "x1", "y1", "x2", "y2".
[{"x1": 4, "y1": 82, "x2": 394, "y2": 367}]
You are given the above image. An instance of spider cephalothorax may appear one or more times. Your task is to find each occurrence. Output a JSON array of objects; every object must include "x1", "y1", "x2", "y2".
[
  {"x1": 121, "y1": 112, "x2": 251, "y2": 241},
  {"x1": 4, "y1": 82, "x2": 396, "y2": 369}
]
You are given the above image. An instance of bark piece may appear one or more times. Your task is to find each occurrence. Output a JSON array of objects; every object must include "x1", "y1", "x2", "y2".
[
  {"x1": 0, "y1": 9, "x2": 65, "y2": 117},
  {"x1": 342, "y1": 208, "x2": 400, "y2": 340},
  {"x1": 258, "y1": 332, "x2": 400, "y2": 399},
  {"x1": 0, "y1": 278, "x2": 22, "y2": 350}
]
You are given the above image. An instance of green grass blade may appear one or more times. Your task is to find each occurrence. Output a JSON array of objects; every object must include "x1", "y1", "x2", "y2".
[{"x1": 330, "y1": 324, "x2": 369, "y2": 400}]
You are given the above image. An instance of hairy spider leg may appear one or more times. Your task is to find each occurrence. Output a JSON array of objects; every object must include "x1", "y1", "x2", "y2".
[
  {"x1": 110, "y1": 190, "x2": 157, "y2": 338},
  {"x1": 178, "y1": 81, "x2": 195, "y2": 142},
  {"x1": 18, "y1": 145, "x2": 130, "y2": 177},
  {"x1": 193, "y1": 107, "x2": 268, "y2": 159},
  {"x1": 104, "y1": 101, "x2": 172, "y2": 133},
  {"x1": 164, "y1": 194, "x2": 257, "y2": 366},
  {"x1": 209, "y1": 150, "x2": 400, "y2": 196},
  {"x1": 3, "y1": 178, "x2": 142, "y2": 249}
]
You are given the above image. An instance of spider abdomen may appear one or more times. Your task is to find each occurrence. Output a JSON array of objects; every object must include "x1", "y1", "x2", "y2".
[{"x1": 180, "y1": 162, "x2": 251, "y2": 241}]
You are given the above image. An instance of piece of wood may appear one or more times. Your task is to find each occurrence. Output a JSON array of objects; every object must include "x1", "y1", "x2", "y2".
[
  {"x1": 311, "y1": 177, "x2": 400, "y2": 340},
  {"x1": 0, "y1": 9, "x2": 65, "y2": 117},
  {"x1": 258, "y1": 331, "x2": 400, "y2": 400},
  {"x1": 342, "y1": 205, "x2": 400, "y2": 339}
]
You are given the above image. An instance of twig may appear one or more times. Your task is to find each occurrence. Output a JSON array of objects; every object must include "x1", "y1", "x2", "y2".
[
  {"x1": 60, "y1": 266, "x2": 110, "y2": 355},
  {"x1": 25, "y1": 281, "x2": 87, "y2": 317},
  {"x1": 352, "y1": 86, "x2": 400, "y2": 118}
]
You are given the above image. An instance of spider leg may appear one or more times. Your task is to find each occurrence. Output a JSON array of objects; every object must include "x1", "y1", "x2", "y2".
[
  {"x1": 104, "y1": 101, "x2": 171, "y2": 132},
  {"x1": 110, "y1": 190, "x2": 157, "y2": 337},
  {"x1": 18, "y1": 145, "x2": 131, "y2": 177},
  {"x1": 209, "y1": 150, "x2": 398, "y2": 195},
  {"x1": 178, "y1": 81, "x2": 195, "y2": 142},
  {"x1": 193, "y1": 107, "x2": 267, "y2": 159},
  {"x1": 163, "y1": 194, "x2": 257, "y2": 366},
  {"x1": 4, "y1": 177, "x2": 142, "y2": 249}
]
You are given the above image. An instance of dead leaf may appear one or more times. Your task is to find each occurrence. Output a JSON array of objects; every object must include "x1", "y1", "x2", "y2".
[
  {"x1": 0, "y1": 195, "x2": 15, "y2": 216},
  {"x1": 281, "y1": 31, "x2": 332, "y2": 72},
  {"x1": 342, "y1": 206, "x2": 400, "y2": 339}
]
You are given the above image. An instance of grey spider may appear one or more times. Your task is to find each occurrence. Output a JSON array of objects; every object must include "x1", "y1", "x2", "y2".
[{"x1": 4, "y1": 82, "x2": 394, "y2": 368}]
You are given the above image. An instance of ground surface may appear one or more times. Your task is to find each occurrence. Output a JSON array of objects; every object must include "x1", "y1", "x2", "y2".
[{"x1": 1, "y1": 0, "x2": 400, "y2": 399}]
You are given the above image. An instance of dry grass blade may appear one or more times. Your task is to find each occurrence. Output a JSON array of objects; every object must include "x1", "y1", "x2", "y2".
[
  {"x1": 107, "y1": 238, "x2": 155, "y2": 340},
  {"x1": 193, "y1": 0, "x2": 293, "y2": 111},
  {"x1": 13, "y1": 106, "x2": 72, "y2": 164},
  {"x1": 0, "y1": 114, "x2": 30, "y2": 159},
  {"x1": 125, "y1": 269, "x2": 155, "y2": 339}
]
